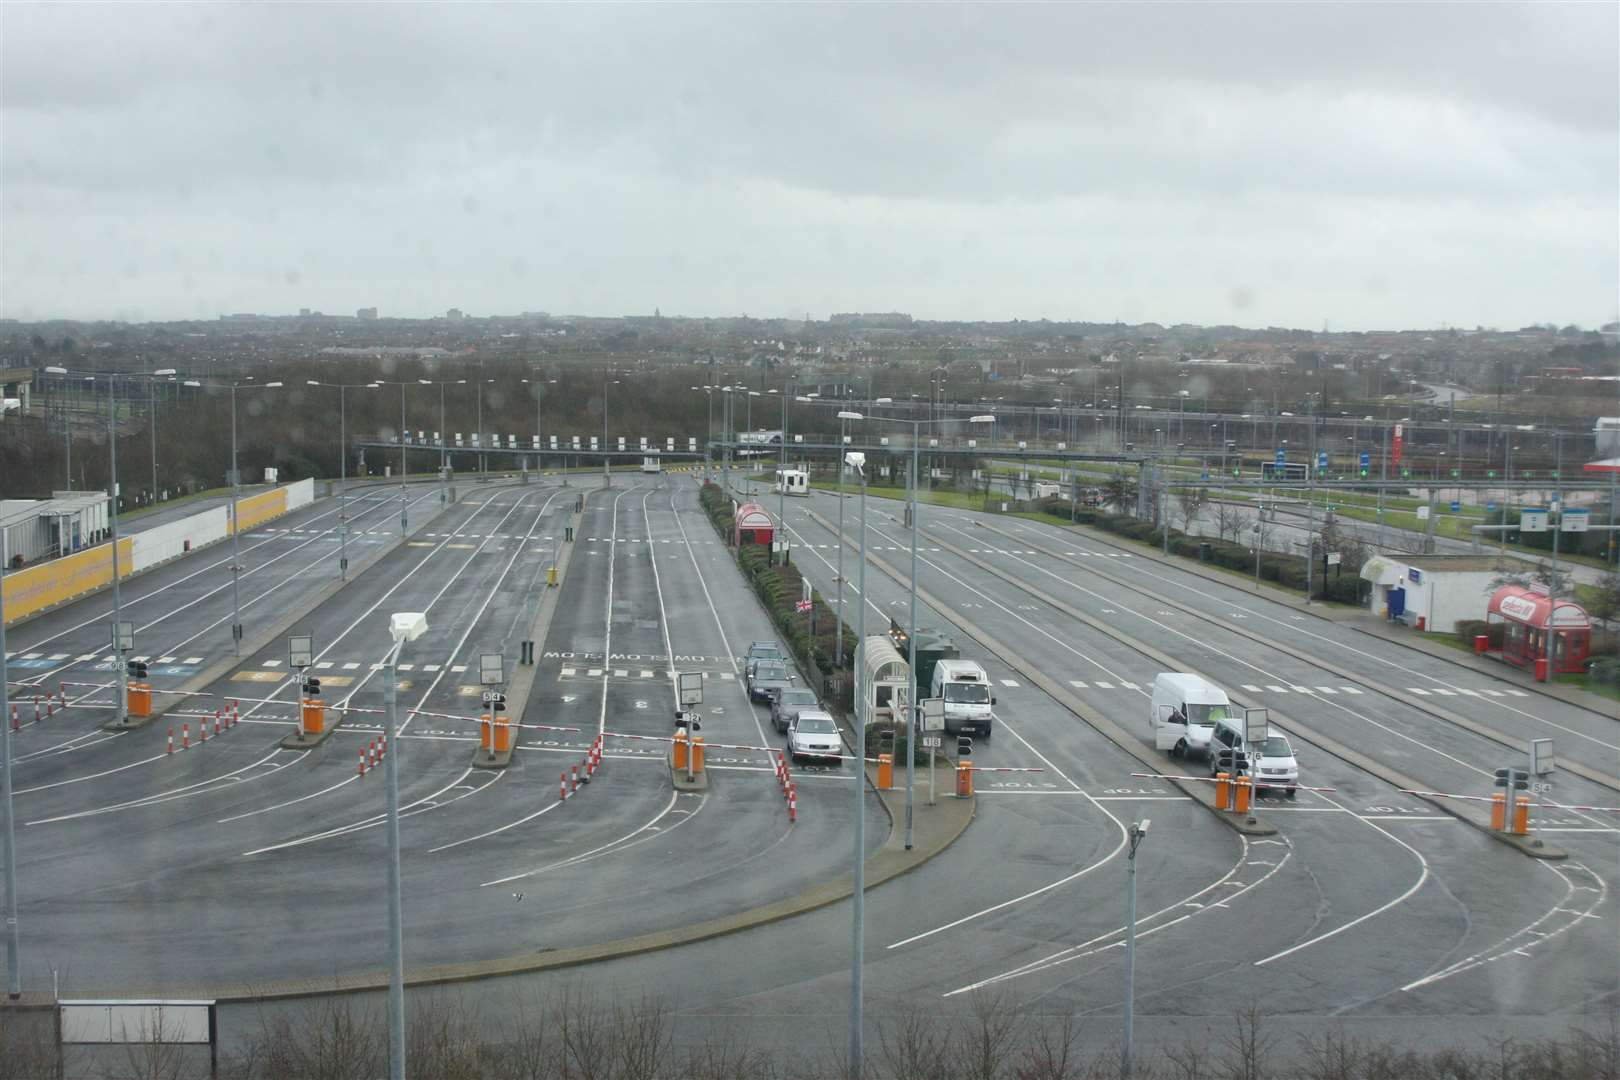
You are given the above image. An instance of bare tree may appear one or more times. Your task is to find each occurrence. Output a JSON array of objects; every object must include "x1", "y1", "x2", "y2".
[
  {"x1": 1487, "y1": 560, "x2": 1573, "y2": 599},
  {"x1": 1101, "y1": 472, "x2": 1138, "y2": 514},
  {"x1": 1214, "y1": 503, "x2": 1247, "y2": 543},
  {"x1": 1175, "y1": 486, "x2": 1210, "y2": 533}
]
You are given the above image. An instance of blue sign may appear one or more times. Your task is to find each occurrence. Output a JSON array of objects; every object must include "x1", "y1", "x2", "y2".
[
  {"x1": 1487, "y1": 500, "x2": 1497, "y2": 512},
  {"x1": 1408, "y1": 567, "x2": 1423, "y2": 584},
  {"x1": 1359, "y1": 451, "x2": 1370, "y2": 468},
  {"x1": 1275, "y1": 448, "x2": 1286, "y2": 465},
  {"x1": 1201, "y1": 470, "x2": 1210, "y2": 482},
  {"x1": 1316, "y1": 451, "x2": 1328, "y2": 470},
  {"x1": 1450, "y1": 501, "x2": 1461, "y2": 513}
]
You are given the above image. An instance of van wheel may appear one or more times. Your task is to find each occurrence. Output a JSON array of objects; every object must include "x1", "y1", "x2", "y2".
[
  {"x1": 1286, "y1": 788, "x2": 1297, "y2": 800},
  {"x1": 1172, "y1": 740, "x2": 1185, "y2": 760}
]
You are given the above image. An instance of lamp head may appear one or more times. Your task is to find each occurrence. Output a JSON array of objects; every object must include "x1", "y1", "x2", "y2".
[
  {"x1": 389, "y1": 612, "x2": 428, "y2": 643},
  {"x1": 844, "y1": 451, "x2": 866, "y2": 473}
]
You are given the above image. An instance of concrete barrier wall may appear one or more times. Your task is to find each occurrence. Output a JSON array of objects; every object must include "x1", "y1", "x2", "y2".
[
  {"x1": 129, "y1": 508, "x2": 229, "y2": 573},
  {"x1": 3, "y1": 536, "x2": 134, "y2": 624},
  {"x1": 4, "y1": 478, "x2": 318, "y2": 628}
]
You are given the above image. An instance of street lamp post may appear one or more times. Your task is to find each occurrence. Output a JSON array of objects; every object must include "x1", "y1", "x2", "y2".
[
  {"x1": 44, "y1": 366, "x2": 71, "y2": 489},
  {"x1": 308, "y1": 380, "x2": 377, "y2": 579},
  {"x1": 835, "y1": 411, "x2": 850, "y2": 666},
  {"x1": 222, "y1": 379, "x2": 282, "y2": 654},
  {"x1": 0, "y1": 527, "x2": 16, "y2": 999},
  {"x1": 382, "y1": 611, "x2": 427, "y2": 1080},
  {"x1": 602, "y1": 376, "x2": 620, "y2": 488},
  {"x1": 839, "y1": 443, "x2": 869, "y2": 1079},
  {"x1": 1122, "y1": 818, "x2": 1151, "y2": 1080}
]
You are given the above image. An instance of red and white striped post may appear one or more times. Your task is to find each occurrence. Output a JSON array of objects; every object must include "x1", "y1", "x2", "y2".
[
  {"x1": 33, "y1": 696, "x2": 40, "y2": 723},
  {"x1": 559, "y1": 772, "x2": 568, "y2": 801},
  {"x1": 788, "y1": 787, "x2": 797, "y2": 823},
  {"x1": 358, "y1": 750, "x2": 368, "y2": 776},
  {"x1": 9, "y1": 704, "x2": 17, "y2": 732},
  {"x1": 166, "y1": 727, "x2": 175, "y2": 755},
  {"x1": 213, "y1": 709, "x2": 222, "y2": 737},
  {"x1": 182, "y1": 722, "x2": 191, "y2": 750}
]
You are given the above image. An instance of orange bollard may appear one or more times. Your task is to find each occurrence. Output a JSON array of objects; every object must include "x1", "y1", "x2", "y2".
[
  {"x1": 956, "y1": 761, "x2": 974, "y2": 798},
  {"x1": 480, "y1": 712, "x2": 492, "y2": 750},
  {"x1": 494, "y1": 717, "x2": 512, "y2": 754},
  {"x1": 1233, "y1": 776, "x2": 1252, "y2": 814},
  {"x1": 1512, "y1": 795, "x2": 1530, "y2": 835},
  {"x1": 877, "y1": 753, "x2": 894, "y2": 790},
  {"x1": 691, "y1": 735, "x2": 705, "y2": 774},
  {"x1": 300, "y1": 699, "x2": 324, "y2": 737},
  {"x1": 1214, "y1": 772, "x2": 1231, "y2": 810},
  {"x1": 672, "y1": 731, "x2": 690, "y2": 770},
  {"x1": 1490, "y1": 791, "x2": 1507, "y2": 830},
  {"x1": 127, "y1": 684, "x2": 151, "y2": 719}
]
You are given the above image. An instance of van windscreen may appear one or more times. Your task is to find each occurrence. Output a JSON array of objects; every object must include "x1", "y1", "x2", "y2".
[
  {"x1": 944, "y1": 682, "x2": 991, "y2": 704},
  {"x1": 1186, "y1": 703, "x2": 1228, "y2": 726}
]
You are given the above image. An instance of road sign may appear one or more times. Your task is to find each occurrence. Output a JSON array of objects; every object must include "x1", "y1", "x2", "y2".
[
  {"x1": 288, "y1": 635, "x2": 313, "y2": 670},
  {"x1": 1316, "y1": 450, "x2": 1328, "y2": 471},
  {"x1": 1530, "y1": 738, "x2": 1555, "y2": 776},
  {"x1": 1243, "y1": 707, "x2": 1269, "y2": 747},
  {"x1": 1326, "y1": 552, "x2": 1342, "y2": 566},
  {"x1": 677, "y1": 671, "x2": 703, "y2": 706},
  {"x1": 920, "y1": 735, "x2": 942, "y2": 749},
  {"x1": 1486, "y1": 500, "x2": 1497, "y2": 512},
  {"x1": 1450, "y1": 500, "x2": 1461, "y2": 513},
  {"x1": 1274, "y1": 448, "x2": 1286, "y2": 465},
  {"x1": 112, "y1": 621, "x2": 134, "y2": 652},
  {"x1": 922, "y1": 697, "x2": 945, "y2": 732},
  {"x1": 1562, "y1": 509, "x2": 1590, "y2": 533},
  {"x1": 479, "y1": 652, "x2": 504, "y2": 686},
  {"x1": 1359, "y1": 451, "x2": 1370, "y2": 469},
  {"x1": 794, "y1": 599, "x2": 812, "y2": 613},
  {"x1": 1520, "y1": 508, "x2": 1549, "y2": 533}
]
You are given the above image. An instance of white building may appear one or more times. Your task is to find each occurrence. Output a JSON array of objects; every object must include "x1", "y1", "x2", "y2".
[
  {"x1": 1359, "y1": 554, "x2": 1506, "y2": 633},
  {"x1": 1, "y1": 492, "x2": 110, "y2": 567}
]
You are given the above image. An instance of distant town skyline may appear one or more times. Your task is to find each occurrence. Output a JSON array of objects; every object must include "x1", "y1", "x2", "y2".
[{"x1": 3, "y1": 4, "x2": 1614, "y2": 330}]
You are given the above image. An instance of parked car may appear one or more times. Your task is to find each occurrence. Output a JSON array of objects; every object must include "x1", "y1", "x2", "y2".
[
  {"x1": 771, "y1": 687, "x2": 820, "y2": 733},
  {"x1": 747, "y1": 659, "x2": 794, "y2": 703},
  {"x1": 786, "y1": 709, "x2": 843, "y2": 764}
]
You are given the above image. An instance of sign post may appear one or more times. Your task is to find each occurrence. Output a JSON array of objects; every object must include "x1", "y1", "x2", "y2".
[{"x1": 922, "y1": 698, "x2": 944, "y2": 805}]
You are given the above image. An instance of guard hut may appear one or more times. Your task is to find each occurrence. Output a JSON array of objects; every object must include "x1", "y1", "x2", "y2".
[
  {"x1": 1360, "y1": 554, "x2": 1503, "y2": 632},
  {"x1": 1484, "y1": 585, "x2": 1591, "y2": 676},
  {"x1": 1, "y1": 492, "x2": 109, "y2": 567},
  {"x1": 732, "y1": 501, "x2": 774, "y2": 548},
  {"x1": 855, "y1": 634, "x2": 911, "y2": 731}
]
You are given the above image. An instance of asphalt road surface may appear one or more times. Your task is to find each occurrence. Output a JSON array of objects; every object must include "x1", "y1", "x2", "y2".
[{"x1": 6, "y1": 471, "x2": 1615, "y2": 1063}]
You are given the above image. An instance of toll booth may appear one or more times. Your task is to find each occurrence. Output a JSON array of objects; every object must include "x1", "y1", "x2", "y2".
[
  {"x1": 1484, "y1": 585, "x2": 1591, "y2": 675},
  {"x1": 733, "y1": 501, "x2": 774, "y2": 548}
]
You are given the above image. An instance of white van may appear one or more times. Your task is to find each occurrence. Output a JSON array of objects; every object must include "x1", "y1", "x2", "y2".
[
  {"x1": 1208, "y1": 718, "x2": 1298, "y2": 798},
  {"x1": 930, "y1": 658, "x2": 995, "y2": 737},
  {"x1": 1148, "y1": 672, "x2": 1231, "y2": 759}
]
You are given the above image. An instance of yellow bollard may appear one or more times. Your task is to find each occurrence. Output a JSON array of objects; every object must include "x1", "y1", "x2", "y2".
[
  {"x1": 877, "y1": 753, "x2": 894, "y2": 790},
  {"x1": 301, "y1": 698, "x2": 325, "y2": 736},
  {"x1": 1215, "y1": 772, "x2": 1231, "y2": 811},
  {"x1": 956, "y1": 761, "x2": 974, "y2": 798},
  {"x1": 547, "y1": 566, "x2": 558, "y2": 588}
]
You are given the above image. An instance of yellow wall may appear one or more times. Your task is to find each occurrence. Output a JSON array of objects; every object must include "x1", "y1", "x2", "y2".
[
  {"x1": 3, "y1": 537, "x2": 134, "y2": 626},
  {"x1": 232, "y1": 487, "x2": 288, "y2": 533}
]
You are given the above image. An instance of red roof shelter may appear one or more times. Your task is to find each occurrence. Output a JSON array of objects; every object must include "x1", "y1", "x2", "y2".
[
  {"x1": 1484, "y1": 585, "x2": 1591, "y2": 675},
  {"x1": 733, "y1": 501, "x2": 774, "y2": 548}
]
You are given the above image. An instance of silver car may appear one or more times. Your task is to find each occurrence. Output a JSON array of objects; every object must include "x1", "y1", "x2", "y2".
[{"x1": 786, "y1": 709, "x2": 843, "y2": 764}]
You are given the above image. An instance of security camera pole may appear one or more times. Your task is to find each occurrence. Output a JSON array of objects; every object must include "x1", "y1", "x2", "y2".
[
  {"x1": 1, "y1": 530, "x2": 20, "y2": 998},
  {"x1": 840, "y1": 443, "x2": 868, "y2": 1079},
  {"x1": 383, "y1": 611, "x2": 428, "y2": 1080},
  {"x1": 1123, "y1": 818, "x2": 1151, "y2": 1080}
]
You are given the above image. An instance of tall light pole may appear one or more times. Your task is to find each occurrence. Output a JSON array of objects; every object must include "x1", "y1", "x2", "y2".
[
  {"x1": 843, "y1": 407, "x2": 992, "y2": 851},
  {"x1": 838, "y1": 441, "x2": 869, "y2": 1078},
  {"x1": 44, "y1": 366, "x2": 72, "y2": 488},
  {"x1": 383, "y1": 610, "x2": 427, "y2": 1080},
  {"x1": 1122, "y1": 818, "x2": 1151, "y2": 1080},
  {"x1": 211, "y1": 379, "x2": 283, "y2": 655},
  {"x1": 149, "y1": 368, "x2": 176, "y2": 502},
  {"x1": 602, "y1": 375, "x2": 620, "y2": 488},
  {"x1": 835, "y1": 411, "x2": 850, "y2": 666},
  {"x1": 1, "y1": 504, "x2": 18, "y2": 997},
  {"x1": 307, "y1": 380, "x2": 376, "y2": 579}
]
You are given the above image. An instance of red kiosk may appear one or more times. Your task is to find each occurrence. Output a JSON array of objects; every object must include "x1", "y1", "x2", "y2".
[
  {"x1": 1483, "y1": 585, "x2": 1591, "y2": 680},
  {"x1": 732, "y1": 501, "x2": 775, "y2": 549}
]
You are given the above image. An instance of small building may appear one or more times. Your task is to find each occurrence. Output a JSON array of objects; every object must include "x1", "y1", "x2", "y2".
[
  {"x1": 732, "y1": 501, "x2": 774, "y2": 548},
  {"x1": 1, "y1": 492, "x2": 110, "y2": 567},
  {"x1": 1359, "y1": 554, "x2": 1505, "y2": 633},
  {"x1": 1484, "y1": 586, "x2": 1591, "y2": 675}
]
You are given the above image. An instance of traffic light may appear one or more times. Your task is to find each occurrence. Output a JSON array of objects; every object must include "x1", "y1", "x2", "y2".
[
  {"x1": 674, "y1": 710, "x2": 701, "y2": 732},
  {"x1": 126, "y1": 660, "x2": 148, "y2": 681},
  {"x1": 301, "y1": 676, "x2": 321, "y2": 697},
  {"x1": 1216, "y1": 747, "x2": 1249, "y2": 775},
  {"x1": 1360, "y1": 467, "x2": 1369, "y2": 478},
  {"x1": 489, "y1": 692, "x2": 506, "y2": 714},
  {"x1": 1494, "y1": 767, "x2": 1529, "y2": 791},
  {"x1": 957, "y1": 735, "x2": 973, "y2": 757}
]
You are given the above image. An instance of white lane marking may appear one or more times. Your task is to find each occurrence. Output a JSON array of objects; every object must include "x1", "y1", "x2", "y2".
[
  {"x1": 482, "y1": 790, "x2": 687, "y2": 886},
  {"x1": 217, "y1": 770, "x2": 362, "y2": 823},
  {"x1": 241, "y1": 768, "x2": 488, "y2": 855}
]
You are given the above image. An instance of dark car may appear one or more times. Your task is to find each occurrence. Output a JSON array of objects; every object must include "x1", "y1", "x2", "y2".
[
  {"x1": 771, "y1": 687, "x2": 820, "y2": 733},
  {"x1": 747, "y1": 659, "x2": 794, "y2": 703}
]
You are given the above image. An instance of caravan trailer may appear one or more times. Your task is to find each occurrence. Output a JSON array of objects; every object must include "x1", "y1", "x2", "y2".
[
  {"x1": 777, "y1": 468, "x2": 809, "y2": 496},
  {"x1": 641, "y1": 455, "x2": 661, "y2": 474}
]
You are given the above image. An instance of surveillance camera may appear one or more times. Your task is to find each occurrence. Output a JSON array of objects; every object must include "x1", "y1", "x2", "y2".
[
  {"x1": 1135, "y1": 819, "x2": 1151, "y2": 835},
  {"x1": 389, "y1": 611, "x2": 428, "y2": 643},
  {"x1": 844, "y1": 451, "x2": 866, "y2": 469}
]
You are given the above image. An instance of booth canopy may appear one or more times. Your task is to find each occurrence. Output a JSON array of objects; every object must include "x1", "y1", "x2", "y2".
[
  {"x1": 1486, "y1": 585, "x2": 1590, "y2": 630},
  {"x1": 1359, "y1": 556, "x2": 1403, "y2": 586},
  {"x1": 734, "y1": 502, "x2": 774, "y2": 530}
]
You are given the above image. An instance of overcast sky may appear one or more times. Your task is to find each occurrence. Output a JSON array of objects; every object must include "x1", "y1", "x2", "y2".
[{"x1": 3, "y1": 3, "x2": 1615, "y2": 330}]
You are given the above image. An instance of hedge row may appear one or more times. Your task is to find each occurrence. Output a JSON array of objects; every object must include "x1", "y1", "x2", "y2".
[
  {"x1": 698, "y1": 482, "x2": 857, "y2": 709},
  {"x1": 1029, "y1": 497, "x2": 1366, "y2": 603}
]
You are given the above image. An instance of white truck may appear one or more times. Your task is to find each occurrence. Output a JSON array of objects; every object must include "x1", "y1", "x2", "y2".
[
  {"x1": 1148, "y1": 672, "x2": 1231, "y2": 760},
  {"x1": 930, "y1": 658, "x2": 995, "y2": 738}
]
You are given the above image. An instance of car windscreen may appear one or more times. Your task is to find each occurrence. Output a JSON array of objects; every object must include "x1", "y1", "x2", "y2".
[
  {"x1": 1186, "y1": 703, "x2": 1228, "y2": 726},
  {"x1": 1258, "y1": 736, "x2": 1292, "y2": 758},
  {"x1": 944, "y1": 682, "x2": 991, "y2": 703},
  {"x1": 780, "y1": 690, "x2": 817, "y2": 706},
  {"x1": 755, "y1": 663, "x2": 787, "y2": 680},
  {"x1": 797, "y1": 717, "x2": 838, "y2": 735}
]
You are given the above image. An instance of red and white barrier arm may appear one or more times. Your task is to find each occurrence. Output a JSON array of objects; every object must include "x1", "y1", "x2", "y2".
[
  {"x1": 1399, "y1": 788, "x2": 1620, "y2": 814},
  {"x1": 1130, "y1": 771, "x2": 1337, "y2": 792}
]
